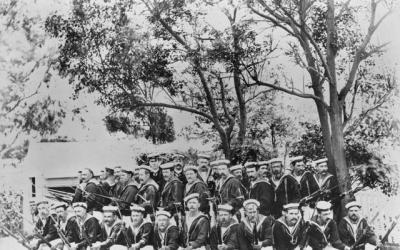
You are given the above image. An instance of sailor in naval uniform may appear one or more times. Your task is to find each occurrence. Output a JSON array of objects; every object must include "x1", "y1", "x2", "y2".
[
  {"x1": 126, "y1": 204, "x2": 154, "y2": 250},
  {"x1": 183, "y1": 165, "x2": 210, "y2": 214},
  {"x1": 180, "y1": 193, "x2": 210, "y2": 250},
  {"x1": 272, "y1": 203, "x2": 307, "y2": 250},
  {"x1": 245, "y1": 162, "x2": 274, "y2": 216},
  {"x1": 269, "y1": 158, "x2": 300, "y2": 218},
  {"x1": 305, "y1": 201, "x2": 347, "y2": 250},
  {"x1": 236, "y1": 199, "x2": 274, "y2": 250},
  {"x1": 338, "y1": 201, "x2": 381, "y2": 250},
  {"x1": 153, "y1": 210, "x2": 180, "y2": 250},
  {"x1": 209, "y1": 204, "x2": 239, "y2": 250}
]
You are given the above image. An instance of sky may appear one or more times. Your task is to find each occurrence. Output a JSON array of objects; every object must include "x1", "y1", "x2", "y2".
[{"x1": 2, "y1": 0, "x2": 400, "y2": 145}]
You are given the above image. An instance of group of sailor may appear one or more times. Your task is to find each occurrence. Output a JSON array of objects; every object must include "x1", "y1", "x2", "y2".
[{"x1": 4, "y1": 153, "x2": 383, "y2": 250}]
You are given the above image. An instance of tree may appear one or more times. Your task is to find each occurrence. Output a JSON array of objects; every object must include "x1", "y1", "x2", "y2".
[
  {"x1": 248, "y1": 0, "x2": 397, "y2": 210},
  {"x1": 45, "y1": 0, "x2": 277, "y2": 159},
  {"x1": 105, "y1": 107, "x2": 175, "y2": 144},
  {"x1": 0, "y1": 0, "x2": 66, "y2": 162}
]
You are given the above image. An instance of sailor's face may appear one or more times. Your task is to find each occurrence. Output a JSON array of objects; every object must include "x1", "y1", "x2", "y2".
[
  {"x1": 119, "y1": 172, "x2": 130, "y2": 184},
  {"x1": 74, "y1": 206, "x2": 86, "y2": 219},
  {"x1": 157, "y1": 215, "x2": 170, "y2": 231},
  {"x1": 187, "y1": 199, "x2": 200, "y2": 212},
  {"x1": 319, "y1": 210, "x2": 331, "y2": 223},
  {"x1": 348, "y1": 207, "x2": 361, "y2": 221},
  {"x1": 317, "y1": 163, "x2": 328, "y2": 174},
  {"x1": 100, "y1": 170, "x2": 107, "y2": 180},
  {"x1": 197, "y1": 159, "x2": 209, "y2": 170},
  {"x1": 37, "y1": 204, "x2": 49, "y2": 217},
  {"x1": 81, "y1": 169, "x2": 91, "y2": 183},
  {"x1": 173, "y1": 157, "x2": 184, "y2": 169},
  {"x1": 174, "y1": 163, "x2": 183, "y2": 172},
  {"x1": 131, "y1": 211, "x2": 144, "y2": 226},
  {"x1": 232, "y1": 169, "x2": 242, "y2": 180},
  {"x1": 149, "y1": 158, "x2": 160, "y2": 170},
  {"x1": 114, "y1": 168, "x2": 122, "y2": 178},
  {"x1": 284, "y1": 209, "x2": 300, "y2": 226},
  {"x1": 184, "y1": 170, "x2": 197, "y2": 184},
  {"x1": 138, "y1": 169, "x2": 150, "y2": 184},
  {"x1": 271, "y1": 163, "x2": 282, "y2": 175},
  {"x1": 218, "y1": 165, "x2": 229, "y2": 178},
  {"x1": 246, "y1": 168, "x2": 257, "y2": 182},
  {"x1": 103, "y1": 212, "x2": 116, "y2": 227},
  {"x1": 258, "y1": 165, "x2": 268, "y2": 178},
  {"x1": 162, "y1": 169, "x2": 173, "y2": 181},
  {"x1": 294, "y1": 162, "x2": 305, "y2": 173},
  {"x1": 217, "y1": 210, "x2": 231, "y2": 225},
  {"x1": 55, "y1": 207, "x2": 67, "y2": 220},
  {"x1": 245, "y1": 205, "x2": 258, "y2": 223}
]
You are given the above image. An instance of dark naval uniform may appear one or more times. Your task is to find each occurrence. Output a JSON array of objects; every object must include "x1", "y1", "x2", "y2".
[
  {"x1": 33, "y1": 216, "x2": 59, "y2": 246},
  {"x1": 98, "y1": 220, "x2": 128, "y2": 249},
  {"x1": 151, "y1": 168, "x2": 165, "y2": 189},
  {"x1": 182, "y1": 214, "x2": 210, "y2": 249},
  {"x1": 185, "y1": 179, "x2": 210, "y2": 213},
  {"x1": 338, "y1": 217, "x2": 378, "y2": 250},
  {"x1": 175, "y1": 170, "x2": 187, "y2": 185},
  {"x1": 294, "y1": 171, "x2": 319, "y2": 201},
  {"x1": 159, "y1": 177, "x2": 184, "y2": 214},
  {"x1": 272, "y1": 217, "x2": 307, "y2": 250},
  {"x1": 209, "y1": 219, "x2": 239, "y2": 250},
  {"x1": 136, "y1": 179, "x2": 160, "y2": 214},
  {"x1": 314, "y1": 173, "x2": 339, "y2": 202},
  {"x1": 217, "y1": 175, "x2": 245, "y2": 212},
  {"x1": 126, "y1": 220, "x2": 154, "y2": 248},
  {"x1": 271, "y1": 174, "x2": 300, "y2": 218},
  {"x1": 73, "y1": 179, "x2": 103, "y2": 212},
  {"x1": 153, "y1": 225, "x2": 180, "y2": 250},
  {"x1": 306, "y1": 217, "x2": 346, "y2": 250},
  {"x1": 75, "y1": 216, "x2": 101, "y2": 250},
  {"x1": 249, "y1": 179, "x2": 274, "y2": 216},
  {"x1": 236, "y1": 215, "x2": 274, "y2": 250},
  {"x1": 60, "y1": 216, "x2": 80, "y2": 244},
  {"x1": 117, "y1": 181, "x2": 139, "y2": 216}
]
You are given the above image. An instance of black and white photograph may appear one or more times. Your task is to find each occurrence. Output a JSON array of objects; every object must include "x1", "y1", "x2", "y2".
[{"x1": 1, "y1": 0, "x2": 400, "y2": 249}]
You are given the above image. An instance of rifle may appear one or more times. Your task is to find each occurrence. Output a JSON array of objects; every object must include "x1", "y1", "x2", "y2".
[
  {"x1": 48, "y1": 213, "x2": 71, "y2": 248},
  {"x1": 350, "y1": 228, "x2": 367, "y2": 250},
  {"x1": 206, "y1": 197, "x2": 217, "y2": 228},
  {"x1": 375, "y1": 215, "x2": 400, "y2": 249},
  {"x1": 173, "y1": 202, "x2": 184, "y2": 236},
  {"x1": 115, "y1": 206, "x2": 132, "y2": 249},
  {"x1": 0, "y1": 224, "x2": 31, "y2": 249},
  {"x1": 1, "y1": 207, "x2": 52, "y2": 248}
]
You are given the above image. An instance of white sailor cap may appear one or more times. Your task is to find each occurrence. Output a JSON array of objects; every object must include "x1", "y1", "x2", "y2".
[
  {"x1": 72, "y1": 202, "x2": 87, "y2": 209},
  {"x1": 184, "y1": 165, "x2": 198, "y2": 173},
  {"x1": 184, "y1": 193, "x2": 200, "y2": 203},
  {"x1": 269, "y1": 158, "x2": 283, "y2": 165},
  {"x1": 148, "y1": 152, "x2": 162, "y2": 159},
  {"x1": 160, "y1": 162, "x2": 176, "y2": 170},
  {"x1": 130, "y1": 204, "x2": 145, "y2": 212},
  {"x1": 283, "y1": 203, "x2": 300, "y2": 211},
  {"x1": 138, "y1": 165, "x2": 153, "y2": 172},
  {"x1": 314, "y1": 158, "x2": 328, "y2": 165},
  {"x1": 52, "y1": 201, "x2": 68, "y2": 210},
  {"x1": 210, "y1": 159, "x2": 230, "y2": 167},
  {"x1": 36, "y1": 200, "x2": 49, "y2": 206},
  {"x1": 197, "y1": 154, "x2": 211, "y2": 160},
  {"x1": 316, "y1": 201, "x2": 332, "y2": 211},
  {"x1": 244, "y1": 162, "x2": 258, "y2": 168},
  {"x1": 258, "y1": 161, "x2": 270, "y2": 166},
  {"x1": 229, "y1": 164, "x2": 242, "y2": 172},
  {"x1": 345, "y1": 201, "x2": 361, "y2": 210},
  {"x1": 217, "y1": 204, "x2": 233, "y2": 212},
  {"x1": 102, "y1": 206, "x2": 118, "y2": 213},
  {"x1": 243, "y1": 199, "x2": 260, "y2": 208},
  {"x1": 290, "y1": 156, "x2": 304, "y2": 164},
  {"x1": 156, "y1": 210, "x2": 172, "y2": 218},
  {"x1": 173, "y1": 153, "x2": 185, "y2": 159}
]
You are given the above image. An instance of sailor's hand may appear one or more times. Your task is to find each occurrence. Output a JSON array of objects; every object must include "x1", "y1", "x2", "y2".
[{"x1": 376, "y1": 241, "x2": 383, "y2": 249}]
